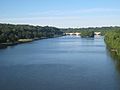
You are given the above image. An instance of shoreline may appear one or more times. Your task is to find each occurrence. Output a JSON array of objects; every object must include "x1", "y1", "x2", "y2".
[{"x1": 0, "y1": 35, "x2": 62, "y2": 49}]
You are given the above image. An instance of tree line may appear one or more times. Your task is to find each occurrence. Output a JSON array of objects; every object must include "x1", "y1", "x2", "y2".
[
  {"x1": 0, "y1": 23, "x2": 63, "y2": 43},
  {"x1": 105, "y1": 30, "x2": 120, "y2": 57},
  {"x1": 62, "y1": 26, "x2": 120, "y2": 36}
]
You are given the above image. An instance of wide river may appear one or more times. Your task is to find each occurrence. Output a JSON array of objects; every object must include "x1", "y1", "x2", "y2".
[{"x1": 0, "y1": 36, "x2": 120, "y2": 90}]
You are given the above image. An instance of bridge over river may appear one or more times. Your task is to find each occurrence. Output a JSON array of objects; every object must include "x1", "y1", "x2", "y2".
[{"x1": 65, "y1": 32, "x2": 101, "y2": 36}]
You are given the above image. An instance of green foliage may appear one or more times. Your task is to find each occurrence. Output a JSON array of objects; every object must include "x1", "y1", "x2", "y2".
[
  {"x1": 105, "y1": 30, "x2": 120, "y2": 57},
  {"x1": 81, "y1": 31, "x2": 94, "y2": 38},
  {"x1": 0, "y1": 23, "x2": 63, "y2": 43}
]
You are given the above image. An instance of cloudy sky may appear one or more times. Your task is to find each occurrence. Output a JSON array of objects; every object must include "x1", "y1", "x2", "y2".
[{"x1": 0, "y1": 0, "x2": 120, "y2": 28}]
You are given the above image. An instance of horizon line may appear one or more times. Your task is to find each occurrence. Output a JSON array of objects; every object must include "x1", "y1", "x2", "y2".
[{"x1": 0, "y1": 22, "x2": 120, "y2": 29}]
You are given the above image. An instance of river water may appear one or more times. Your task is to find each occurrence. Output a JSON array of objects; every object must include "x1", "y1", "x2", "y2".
[{"x1": 0, "y1": 36, "x2": 120, "y2": 90}]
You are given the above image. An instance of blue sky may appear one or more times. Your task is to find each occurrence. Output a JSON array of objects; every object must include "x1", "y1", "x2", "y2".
[{"x1": 0, "y1": 0, "x2": 120, "y2": 28}]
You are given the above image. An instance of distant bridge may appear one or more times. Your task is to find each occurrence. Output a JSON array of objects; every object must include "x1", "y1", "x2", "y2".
[
  {"x1": 65, "y1": 32, "x2": 81, "y2": 36},
  {"x1": 65, "y1": 32, "x2": 101, "y2": 36},
  {"x1": 94, "y1": 32, "x2": 101, "y2": 35}
]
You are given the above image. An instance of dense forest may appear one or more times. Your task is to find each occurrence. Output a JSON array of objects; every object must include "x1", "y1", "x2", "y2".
[
  {"x1": 105, "y1": 30, "x2": 120, "y2": 57},
  {"x1": 80, "y1": 31, "x2": 94, "y2": 38},
  {"x1": 0, "y1": 23, "x2": 63, "y2": 46}
]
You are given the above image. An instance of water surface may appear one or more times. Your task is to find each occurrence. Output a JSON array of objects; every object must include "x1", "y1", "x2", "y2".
[{"x1": 0, "y1": 36, "x2": 120, "y2": 90}]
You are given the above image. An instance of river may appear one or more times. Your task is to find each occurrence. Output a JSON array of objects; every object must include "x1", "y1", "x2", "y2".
[{"x1": 0, "y1": 35, "x2": 120, "y2": 90}]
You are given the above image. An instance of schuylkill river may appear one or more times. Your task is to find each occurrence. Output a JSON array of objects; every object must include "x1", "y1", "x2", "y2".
[{"x1": 0, "y1": 36, "x2": 120, "y2": 90}]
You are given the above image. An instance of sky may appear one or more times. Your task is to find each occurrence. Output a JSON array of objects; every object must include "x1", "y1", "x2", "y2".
[{"x1": 0, "y1": 0, "x2": 120, "y2": 28}]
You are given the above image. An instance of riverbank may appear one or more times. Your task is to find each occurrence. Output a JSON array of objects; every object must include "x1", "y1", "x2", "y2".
[
  {"x1": 0, "y1": 39, "x2": 35, "y2": 49},
  {"x1": 0, "y1": 35, "x2": 63, "y2": 49},
  {"x1": 104, "y1": 31, "x2": 120, "y2": 59},
  {"x1": 0, "y1": 44, "x2": 7, "y2": 49},
  {"x1": 0, "y1": 23, "x2": 64, "y2": 49},
  {"x1": 0, "y1": 39, "x2": 43, "y2": 49}
]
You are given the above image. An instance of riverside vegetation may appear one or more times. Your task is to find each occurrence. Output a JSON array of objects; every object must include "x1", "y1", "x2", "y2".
[
  {"x1": 105, "y1": 30, "x2": 120, "y2": 57},
  {"x1": 1, "y1": 23, "x2": 120, "y2": 59},
  {"x1": 0, "y1": 23, "x2": 63, "y2": 48}
]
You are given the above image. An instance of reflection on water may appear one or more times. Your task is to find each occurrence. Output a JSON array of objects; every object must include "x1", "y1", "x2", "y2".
[
  {"x1": 0, "y1": 35, "x2": 120, "y2": 90},
  {"x1": 108, "y1": 51, "x2": 120, "y2": 73}
]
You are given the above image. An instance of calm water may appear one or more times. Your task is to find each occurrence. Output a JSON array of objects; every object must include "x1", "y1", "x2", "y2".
[{"x1": 0, "y1": 36, "x2": 120, "y2": 90}]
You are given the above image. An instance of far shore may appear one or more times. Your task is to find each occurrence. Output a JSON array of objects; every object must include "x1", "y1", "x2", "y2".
[
  {"x1": 0, "y1": 35, "x2": 63, "y2": 49},
  {"x1": 0, "y1": 37, "x2": 48, "y2": 49}
]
